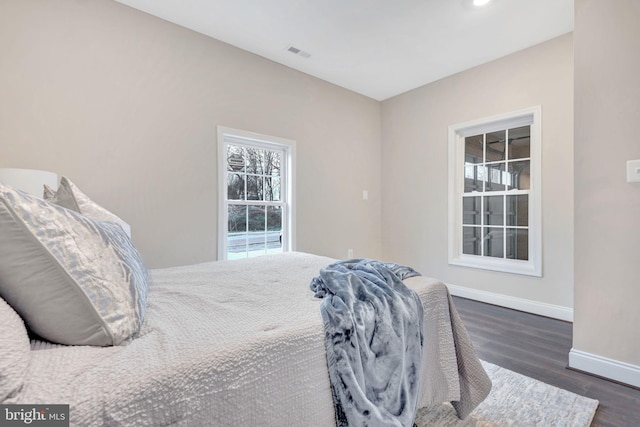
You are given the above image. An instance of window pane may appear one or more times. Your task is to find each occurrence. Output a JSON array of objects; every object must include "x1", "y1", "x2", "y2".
[
  {"x1": 265, "y1": 150, "x2": 282, "y2": 177},
  {"x1": 267, "y1": 206, "x2": 282, "y2": 232},
  {"x1": 463, "y1": 227, "x2": 481, "y2": 256},
  {"x1": 248, "y1": 205, "x2": 266, "y2": 232},
  {"x1": 247, "y1": 206, "x2": 267, "y2": 257},
  {"x1": 247, "y1": 242, "x2": 266, "y2": 258},
  {"x1": 486, "y1": 163, "x2": 506, "y2": 191},
  {"x1": 257, "y1": 149, "x2": 268, "y2": 175},
  {"x1": 506, "y1": 195, "x2": 528, "y2": 227},
  {"x1": 508, "y1": 126, "x2": 530, "y2": 160},
  {"x1": 506, "y1": 228, "x2": 528, "y2": 260},
  {"x1": 485, "y1": 130, "x2": 506, "y2": 162},
  {"x1": 227, "y1": 173, "x2": 245, "y2": 200},
  {"x1": 484, "y1": 195, "x2": 503, "y2": 226},
  {"x1": 463, "y1": 196, "x2": 481, "y2": 225},
  {"x1": 465, "y1": 135, "x2": 483, "y2": 164},
  {"x1": 246, "y1": 175, "x2": 263, "y2": 200},
  {"x1": 227, "y1": 205, "x2": 247, "y2": 259},
  {"x1": 228, "y1": 204, "x2": 247, "y2": 233},
  {"x1": 265, "y1": 176, "x2": 281, "y2": 201},
  {"x1": 507, "y1": 161, "x2": 530, "y2": 190},
  {"x1": 244, "y1": 148, "x2": 262, "y2": 174},
  {"x1": 267, "y1": 206, "x2": 283, "y2": 254},
  {"x1": 484, "y1": 227, "x2": 504, "y2": 258},
  {"x1": 227, "y1": 146, "x2": 245, "y2": 172},
  {"x1": 464, "y1": 164, "x2": 483, "y2": 192}
]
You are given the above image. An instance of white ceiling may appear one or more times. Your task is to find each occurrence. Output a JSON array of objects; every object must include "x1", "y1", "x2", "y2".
[{"x1": 113, "y1": 0, "x2": 574, "y2": 101}]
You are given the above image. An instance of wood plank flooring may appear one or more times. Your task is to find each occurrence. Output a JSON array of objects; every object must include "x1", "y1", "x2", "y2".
[{"x1": 452, "y1": 296, "x2": 640, "y2": 427}]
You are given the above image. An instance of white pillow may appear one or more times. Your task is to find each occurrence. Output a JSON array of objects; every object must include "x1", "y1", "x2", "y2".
[
  {"x1": 0, "y1": 183, "x2": 148, "y2": 346},
  {"x1": 0, "y1": 296, "x2": 30, "y2": 402},
  {"x1": 44, "y1": 176, "x2": 132, "y2": 237}
]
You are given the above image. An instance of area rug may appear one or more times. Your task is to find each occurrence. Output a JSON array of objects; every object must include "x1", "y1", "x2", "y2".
[{"x1": 414, "y1": 361, "x2": 599, "y2": 426}]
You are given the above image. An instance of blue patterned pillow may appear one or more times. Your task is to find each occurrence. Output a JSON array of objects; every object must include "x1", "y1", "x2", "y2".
[{"x1": 0, "y1": 183, "x2": 148, "y2": 346}]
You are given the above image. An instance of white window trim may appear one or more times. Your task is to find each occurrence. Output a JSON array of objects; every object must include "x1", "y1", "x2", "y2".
[
  {"x1": 447, "y1": 106, "x2": 542, "y2": 277},
  {"x1": 217, "y1": 126, "x2": 296, "y2": 260}
]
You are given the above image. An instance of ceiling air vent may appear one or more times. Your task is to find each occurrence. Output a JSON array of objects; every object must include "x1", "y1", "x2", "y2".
[{"x1": 287, "y1": 45, "x2": 311, "y2": 58}]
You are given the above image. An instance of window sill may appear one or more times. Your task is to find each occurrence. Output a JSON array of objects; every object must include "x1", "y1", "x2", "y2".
[{"x1": 449, "y1": 255, "x2": 541, "y2": 277}]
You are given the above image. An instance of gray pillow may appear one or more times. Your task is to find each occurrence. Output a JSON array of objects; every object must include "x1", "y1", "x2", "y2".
[
  {"x1": 44, "y1": 176, "x2": 132, "y2": 237},
  {"x1": 0, "y1": 183, "x2": 148, "y2": 346},
  {"x1": 0, "y1": 296, "x2": 30, "y2": 402}
]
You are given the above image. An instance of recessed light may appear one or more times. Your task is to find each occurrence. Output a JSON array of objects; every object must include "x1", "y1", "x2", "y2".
[{"x1": 473, "y1": 0, "x2": 491, "y2": 6}]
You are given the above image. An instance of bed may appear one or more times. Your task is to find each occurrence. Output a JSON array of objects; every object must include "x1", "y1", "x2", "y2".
[
  {"x1": 0, "y1": 179, "x2": 490, "y2": 426},
  {"x1": 1, "y1": 253, "x2": 489, "y2": 426}
]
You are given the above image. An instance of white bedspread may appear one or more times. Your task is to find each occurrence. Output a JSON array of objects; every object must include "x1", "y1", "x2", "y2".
[{"x1": 9, "y1": 252, "x2": 489, "y2": 426}]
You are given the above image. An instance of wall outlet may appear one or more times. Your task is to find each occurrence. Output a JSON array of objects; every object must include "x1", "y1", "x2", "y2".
[{"x1": 347, "y1": 249, "x2": 354, "y2": 259}]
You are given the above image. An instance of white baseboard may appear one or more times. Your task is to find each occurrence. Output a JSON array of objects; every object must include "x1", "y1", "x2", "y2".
[
  {"x1": 446, "y1": 283, "x2": 573, "y2": 322},
  {"x1": 569, "y1": 348, "x2": 640, "y2": 388}
]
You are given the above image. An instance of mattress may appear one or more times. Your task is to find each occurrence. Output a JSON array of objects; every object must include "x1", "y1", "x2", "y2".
[{"x1": 8, "y1": 252, "x2": 489, "y2": 426}]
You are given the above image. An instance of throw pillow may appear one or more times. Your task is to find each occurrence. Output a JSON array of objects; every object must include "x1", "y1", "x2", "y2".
[
  {"x1": 0, "y1": 183, "x2": 148, "y2": 346},
  {"x1": 44, "y1": 176, "x2": 132, "y2": 237}
]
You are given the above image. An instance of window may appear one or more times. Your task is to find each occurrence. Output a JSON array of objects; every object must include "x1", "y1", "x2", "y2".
[
  {"x1": 217, "y1": 127, "x2": 295, "y2": 260},
  {"x1": 448, "y1": 106, "x2": 541, "y2": 276}
]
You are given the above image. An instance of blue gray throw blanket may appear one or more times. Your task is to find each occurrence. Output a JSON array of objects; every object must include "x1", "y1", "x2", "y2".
[{"x1": 310, "y1": 259, "x2": 424, "y2": 427}]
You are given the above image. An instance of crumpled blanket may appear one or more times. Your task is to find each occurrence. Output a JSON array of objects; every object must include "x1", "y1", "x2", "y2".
[{"x1": 310, "y1": 259, "x2": 423, "y2": 427}]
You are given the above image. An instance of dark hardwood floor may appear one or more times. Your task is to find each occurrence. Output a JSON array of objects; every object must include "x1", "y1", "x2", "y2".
[{"x1": 452, "y1": 296, "x2": 640, "y2": 427}]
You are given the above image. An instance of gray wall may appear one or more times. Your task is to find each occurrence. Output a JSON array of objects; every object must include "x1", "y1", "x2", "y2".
[
  {"x1": 573, "y1": 0, "x2": 640, "y2": 366},
  {"x1": 380, "y1": 34, "x2": 574, "y2": 309},
  {"x1": 0, "y1": 0, "x2": 382, "y2": 268},
  {"x1": 4, "y1": 0, "x2": 636, "y2": 382}
]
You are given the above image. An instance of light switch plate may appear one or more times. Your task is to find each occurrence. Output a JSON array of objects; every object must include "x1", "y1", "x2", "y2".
[{"x1": 627, "y1": 159, "x2": 640, "y2": 183}]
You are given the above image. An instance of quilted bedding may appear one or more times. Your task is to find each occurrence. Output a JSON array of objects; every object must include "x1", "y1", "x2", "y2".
[{"x1": 7, "y1": 252, "x2": 490, "y2": 426}]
